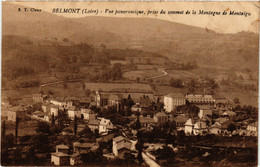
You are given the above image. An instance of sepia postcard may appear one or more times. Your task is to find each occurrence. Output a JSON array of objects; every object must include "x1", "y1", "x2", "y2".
[{"x1": 1, "y1": 1, "x2": 259, "y2": 166}]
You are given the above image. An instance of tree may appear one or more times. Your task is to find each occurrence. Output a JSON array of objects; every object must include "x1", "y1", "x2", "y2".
[
  {"x1": 51, "y1": 114, "x2": 55, "y2": 126},
  {"x1": 227, "y1": 123, "x2": 236, "y2": 132},
  {"x1": 74, "y1": 116, "x2": 78, "y2": 136},
  {"x1": 36, "y1": 122, "x2": 50, "y2": 134},
  {"x1": 135, "y1": 117, "x2": 141, "y2": 130},
  {"x1": 15, "y1": 116, "x2": 21, "y2": 142},
  {"x1": 169, "y1": 78, "x2": 183, "y2": 88},
  {"x1": 136, "y1": 136, "x2": 144, "y2": 164},
  {"x1": 2, "y1": 120, "x2": 6, "y2": 139}
]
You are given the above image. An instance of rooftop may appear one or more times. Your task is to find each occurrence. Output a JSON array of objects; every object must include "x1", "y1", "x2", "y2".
[
  {"x1": 51, "y1": 152, "x2": 70, "y2": 157},
  {"x1": 56, "y1": 144, "x2": 69, "y2": 149}
]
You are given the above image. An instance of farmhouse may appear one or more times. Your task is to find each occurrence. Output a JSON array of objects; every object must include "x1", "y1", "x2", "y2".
[
  {"x1": 112, "y1": 136, "x2": 132, "y2": 159},
  {"x1": 51, "y1": 152, "x2": 70, "y2": 166}
]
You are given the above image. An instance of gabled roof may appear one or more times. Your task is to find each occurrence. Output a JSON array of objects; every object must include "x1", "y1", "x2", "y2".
[
  {"x1": 100, "y1": 118, "x2": 112, "y2": 126},
  {"x1": 209, "y1": 122, "x2": 221, "y2": 129},
  {"x1": 185, "y1": 118, "x2": 197, "y2": 126},
  {"x1": 51, "y1": 152, "x2": 70, "y2": 157},
  {"x1": 88, "y1": 119, "x2": 100, "y2": 126},
  {"x1": 56, "y1": 144, "x2": 69, "y2": 149},
  {"x1": 215, "y1": 117, "x2": 229, "y2": 124},
  {"x1": 155, "y1": 112, "x2": 167, "y2": 117},
  {"x1": 113, "y1": 136, "x2": 132, "y2": 151},
  {"x1": 109, "y1": 94, "x2": 122, "y2": 101},
  {"x1": 165, "y1": 93, "x2": 185, "y2": 98},
  {"x1": 139, "y1": 116, "x2": 155, "y2": 124},
  {"x1": 174, "y1": 116, "x2": 189, "y2": 123},
  {"x1": 113, "y1": 136, "x2": 125, "y2": 143},
  {"x1": 73, "y1": 142, "x2": 95, "y2": 149},
  {"x1": 248, "y1": 122, "x2": 258, "y2": 127},
  {"x1": 194, "y1": 121, "x2": 207, "y2": 129}
]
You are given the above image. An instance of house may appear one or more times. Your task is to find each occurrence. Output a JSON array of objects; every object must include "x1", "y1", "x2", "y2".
[
  {"x1": 154, "y1": 112, "x2": 168, "y2": 125},
  {"x1": 32, "y1": 110, "x2": 51, "y2": 122},
  {"x1": 108, "y1": 94, "x2": 122, "y2": 111},
  {"x1": 209, "y1": 122, "x2": 222, "y2": 135},
  {"x1": 172, "y1": 115, "x2": 189, "y2": 131},
  {"x1": 164, "y1": 93, "x2": 186, "y2": 113},
  {"x1": 87, "y1": 119, "x2": 100, "y2": 132},
  {"x1": 139, "y1": 116, "x2": 156, "y2": 128},
  {"x1": 99, "y1": 118, "x2": 113, "y2": 134},
  {"x1": 131, "y1": 104, "x2": 142, "y2": 112},
  {"x1": 215, "y1": 98, "x2": 233, "y2": 110},
  {"x1": 50, "y1": 105, "x2": 59, "y2": 116},
  {"x1": 184, "y1": 118, "x2": 196, "y2": 135},
  {"x1": 81, "y1": 109, "x2": 96, "y2": 121},
  {"x1": 112, "y1": 136, "x2": 132, "y2": 159},
  {"x1": 56, "y1": 144, "x2": 69, "y2": 154},
  {"x1": 73, "y1": 142, "x2": 96, "y2": 153},
  {"x1": 1, "y1": 107, "x2": 24, "y2": 122},
  {"x1": 68, "y1": 107, "x2": 81, "y2": 119},
  {"x1": 51, "y1": 152, "x2": 70, "y2": 165},
  {"x1": 33, "y1": 93, "x2": 44, "y2": 102},
  {"x1": 214, "y1": 117, "x2": 229, "y2": 124},
  {"x1": 95, "y1": 91, "x2": 109, "y2": 107},
  {"x1": 221, "y1": 110, "x2": 236, "y2": 117},
  {"x1": 193, "y1": 121, "x2": 207, "y2": 135},
  {"x1": 138, "y1": 95, "x2": 153, "y2": 110},
  {"x1": 70, "y1": 151, "x2": 87, "y2": 166},
  {"x1": 198, "y1": 107, "x2": 213, "y2": 119},
  {"x1": 186, "y1": 94, "x2": 215, "y2": 105},
  {"x1": 247, "y1": 122, "x2": 257, "y2": 132}
]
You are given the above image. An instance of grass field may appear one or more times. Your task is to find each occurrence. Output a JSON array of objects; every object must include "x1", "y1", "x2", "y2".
[
  {"x1": 123, "y1": 70, "x2": 163, "y2": 80},
  {"x1": 85, "y1": 82, "x2": 153, "y2": 92},
  {"x1": 217, "y1": 86, "x2": 258, "y2": 107}
]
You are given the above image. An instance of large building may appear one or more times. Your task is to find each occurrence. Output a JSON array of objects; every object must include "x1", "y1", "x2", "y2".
[
  {"x1": 185, "y1": 94, "x2": 215, "y2": 105},
  {"x1": 164, "y1": 93, "x2": 186, "y2": 113}
]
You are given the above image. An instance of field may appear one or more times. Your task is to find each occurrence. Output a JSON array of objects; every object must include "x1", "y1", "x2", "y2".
[
  {"x1": 217, "y1": 86, "x2": 258, "y2": 107},
  {"x1": 85, "y1": 82, "x2": 153, "y2": 92},
  {"x1": 123, "y1": 70, "x2": 163, "y2": 80}
]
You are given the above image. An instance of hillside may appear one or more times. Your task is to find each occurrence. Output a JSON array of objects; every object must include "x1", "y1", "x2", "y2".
[{"x1": 2, "y1": 3, "x2": 259, "y2": 73}]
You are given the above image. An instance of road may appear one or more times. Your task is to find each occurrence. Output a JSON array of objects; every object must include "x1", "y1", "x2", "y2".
[
  {"x1": 142, "y1": 152, "x2": 160, "y2": 167},
  {"x1": 146, "y1": 69, "x2": 167, "y2": 80}
]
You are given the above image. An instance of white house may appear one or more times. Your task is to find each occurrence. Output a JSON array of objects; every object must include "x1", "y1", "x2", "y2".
[
  {"x1": 99, "y1": 118, "x2": 113, "y2": 134},
  {"x1": 247, "y1": 122, "x2": 257, "y2": 132},
  {"x1": 81, "y1": 109, "x2": 95, "y2": 121},
  {"x1": 51, "y1": 152, "x2": 70, "y2": 166},
  {"x1": 50, "y1": 105, "x2": 59, "y2": 116},
  {"x1": 193, "y1": 121, "x2": 207, "y2": 135},
  {"x1": 209, "y1": 122, "x2": 222, "y2": 135},
  {"x1": 184, "y1": 118, "x2": 195, "y2": 135},
  {"x1": 164, "y1": 93, "x2": 186, "y2": 113},
  {"x1": 68, "y1": 107, "x2": 81, "y2": 119},
  {"x1": 112, "y1": 136, "x2": 132, "y2": 159}
]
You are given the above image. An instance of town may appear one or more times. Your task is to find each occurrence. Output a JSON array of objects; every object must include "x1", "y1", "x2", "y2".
[{"x1": 1, "y1": 87, "x2": 258, "y2": 166}]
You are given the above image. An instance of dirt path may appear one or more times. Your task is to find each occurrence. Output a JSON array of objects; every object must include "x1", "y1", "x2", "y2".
[
  {"x1": 142, "y1": 152, "x2": 160, "y2": 167},
  {"x1": 146, "y1": 69, "x2": 167, "y2": 80}
]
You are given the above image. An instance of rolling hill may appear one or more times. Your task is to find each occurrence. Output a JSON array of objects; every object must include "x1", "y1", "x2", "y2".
[{"x1": 2, "y1": 3, "x2": 259, "y2": 74}]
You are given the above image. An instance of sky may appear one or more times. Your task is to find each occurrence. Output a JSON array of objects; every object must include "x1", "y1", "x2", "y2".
[{"x1": 9, "y1": 1, "x2": 260, "y2": 34}]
